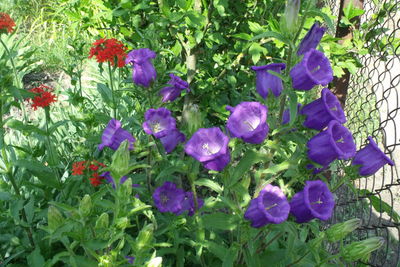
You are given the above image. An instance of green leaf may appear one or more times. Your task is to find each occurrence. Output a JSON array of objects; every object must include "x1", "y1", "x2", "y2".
[
  {"x1": 171, "y1": 41, "x2": 182, "y2": 56},
  {"x1": 195, "y1": 178, "x2": 223, "y2": 194},
  {"x1": 7, "y1": 120, "x2": 47, "y2": 136},
  {"x1": 96, "y1": 83, "x2": 113, "y2": 106},
  {"x1": 48, "y1": 120, "x2": 69, "y2": 134},
  {"x1": 307, "y1": 9, "x2": 335, "y2": 32},
  {"x1": 248, "y1": 21, "x2": 264, "y2": 34},
  {"x1": 232, "y1": 33, "x2": 252, "y2": 41},
  {"x1": 203, "y1": 241, "x2": 228, "y2": 260},
  {"x1": 230, "y1": 150, "x2": 266, "y2": 188},
  {"x1": 202, "y1": 213, "x2": 238, "y2": 231},
  {"x1": 249, "y1": 43, "x2": 267, "y2": 64},
  {"x1": 251, "y1": 31, "x2": 290, "y2": 44},
  {"x1": 358, "y1": 189, "x2": 400, "y2": 223},
  {"x1": 222, "y1": 246, "x2": 238, "y2": 267},
  {"x1": 185, "y1": 11, "x2": 206, "y2": 29},
  {"x1": 15, "y1": 159, "x2": 60, "y2": 189},
  {"x1": 343, "y1": 0, "x2": 365, "y2": 20},
  {"x1": 27, "y1": 248, "x2": 45, "y2": 267}
]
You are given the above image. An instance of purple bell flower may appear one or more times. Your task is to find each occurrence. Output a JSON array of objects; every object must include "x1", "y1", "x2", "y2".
[
  {"x1": 159, "y1": 74, "x2": 189, "y2": 102},
  {"x1": 290, "y1": 180, "x2": 335, "y2": 223},
  {"x1": 159, "y1": 129, "x2": 186, "y2": 153},
  {"x1": 307, "y1": 120, "x2": 356, "y2": 167},
  {"x1": 297, "y1": 22, "x2": 327, "y2": 56},
  {"x1": 143, "y1": 107, "x2": 177, "y2": 139},
  {"x1": 98, "y1": 119, "x2": 136, "y2": 151},
  {"x1": 175, "y1": 192, "x2": 204, "y2": 216},
  {"x1": 153, "y1": 181, "x2": 185, "y2": 213},
  {"x1": 125, "y1": 256, "x2": 135, "y2": 264},
  {"x1": 290, "y1": 48, "x2": 333, "y2": 90},
  {"x1": 101, "y1": 172, "x2": 140, "y2": 189},
  {"x1": 352, "y1": 136, "x2": 395, "y2": 176},
  {"x1": 300, "y1": 88, "x2": 346, "y2": 130},
  {"x1": 251, "y1": 63, "x2": 286, "y2": 98},
  {"x1": 244, "y1": 184, "x2": 290, "y2": 228},
  {"x1": 184, "y1": 127, "x2": 230, "y2": 171},
  {"x1": 226, "y1": 102, "x2": 269, "y2": 144},
  {"x1": 282, "y1": 103, "x2": 302, "y2": 125},
  {"x1": 125, "y1": 48, "x2": 156, "y2": 88}
]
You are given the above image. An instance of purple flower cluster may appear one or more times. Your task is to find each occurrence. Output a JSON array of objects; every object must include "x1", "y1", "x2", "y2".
[
  {"x1": 152, "y1": 181, "x2": 204, "y2": 216},
  {"x1": 245, "y1": 180, "x2": 334, "y2": 228},
  {"x1": 159, "y1": 74, "x2": 190, "y2": 102}
]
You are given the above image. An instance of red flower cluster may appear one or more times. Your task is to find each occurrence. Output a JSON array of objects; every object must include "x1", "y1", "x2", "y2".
[
  {"x1": 89, "y1": 38, "x2": 127, "y2": 68},
  {"x1": 0, "y1": 13, "x2": 15, "y2": 34},
  {"x1": 72, "y1": 160, "x2": 106, "y2": 187},
  {"x1": 28, "y1": 85, "x2": 57, "y2": 110}
]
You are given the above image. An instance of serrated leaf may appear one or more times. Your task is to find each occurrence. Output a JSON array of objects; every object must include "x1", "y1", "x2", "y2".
[{"x1": 195, "y1": 178, "x2": 223, "y2": 194}]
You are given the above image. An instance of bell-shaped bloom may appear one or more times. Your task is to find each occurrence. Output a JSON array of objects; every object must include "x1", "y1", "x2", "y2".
[
  {"x1": 226, "y1": 102, "x2": 269, "y2": 144},
  {"x1": 300, "y1": 88, "x2": 346, "y2": 130},
  {"x1": 282, "y1": 0, "x2": 300, "y2": 33},
  {"x1": 125, "y1": 48, "x2": 156, "y2": 88},
  {"x1": 98, "y1": 119, "x2": 136, "y2": 151},
  {"x1": 143, "y1": 108, "x2": 177, "y2": 139},
  {"x1": 175, "y1": 192, "x2": 204, "y2": 216},
  {"x1": 290, "y1": 49, "x2": 333, "y2": 91},
  {"x1": 282, "y1": 103, "x2": 302, "y2": 125},
  {"x1": 244, "y1": 184, "x2": 290, "y2": 228},
  {"x1": 153, "y1": 181, "x2": 185, "y2": 213},
  {"x1": 184, "y1": 127, "x2": 230, "y2": 171},
  {"x1": 307, "y1": 120, "x2": 356, "y2": 166},
  {"x1": 159, "y1": 129, "x2": 186, "y2": 153},
  {"x1": 297, "y1": 22, "x2": 327, "y2": 56},
  {"x1": 352, "y1": 136, "x2": 394, "y2": 176},
  {"x1": 159, "y1": 74, "x2": 189, "y2": 102},
  {"x1": 251, "y1": 63, "x2": 286, "y2": 98},
  {"x1": 290, "y1": 180, "x2": 335, "y2": 223}
]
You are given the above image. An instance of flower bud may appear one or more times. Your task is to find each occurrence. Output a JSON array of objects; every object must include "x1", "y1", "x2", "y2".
[
  {"x1": 10, "y1": 236, "x2": 20, "y2": 246},
  {"x1": 110, "y1": 140, "x2": 131, "y2": 182},
  {"x1": 326, "y1": 218, "x2": 361, "y2": 242},
  {"x1": 48, "y1": 206, "x2": 64, "y2": 232},
  {"x1": 146, "y1": 257, "x2": 162, "y2": 267},
  {"x1": 182, "y1": 103, "x2": 202, "y2": 135},
  {"x1": 136, "y1": 224, "x2": 154, "y2": 252},
  {"x1": 342, "y1": 237, "x2": 385, "y2": 262},
  {"x1": 95, "y1": 213, "x2": 109, "y2": 229},
  {"x1": 116, "y1": 217, "x2": 129, "y2": 229},
  {"x1": 281, "y1": 0, "x2": 300, "y2": 33},
  {"x1": 118, "y1": 177, "x2": 132, "y2": 200},
  {"x1": 79, "y1": 194, "x2": 92, "y2": 217}
]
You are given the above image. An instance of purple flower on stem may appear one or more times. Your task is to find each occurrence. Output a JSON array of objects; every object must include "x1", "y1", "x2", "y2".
[
  {"x1": 290, "y1": 180, "x2": 335, "y2": 223},
  {"x1": 290, "y1": 48, "x2": 333, "y2": 91},
  {"x1": 226, "y1": 102, "x2": 269, "y2": 144},
  {"x1": 125, "y1": 256, "x2": 135, "y2": 264},
  {"x1": 307, "y1": 120, "x2": 356, "y2": 167},
  {"x1": 175, "y1": 192, "x2": 204, "y2": 216},
  {"x1": 143, "y1": 108, "x2": 177, "y2": 139},
  {"x1": 184, "y1": 127, "x2": 230, "y2": 171},
  {"x1": 153, "y1": 181, "x2": 185, "y2": 213},
  {"x1": 352, "y1": 136, "x2": 394, "y2": 176},
  {"x1": 159, "y1": 74, "x2": 189, "y2": 102},
  {"x1": 300, "y1": 88, "x2": 346, "y2": 130},
  {"x1": 251, "y1": 63, "x2": 286, "y2": 98},
  {"x1": 159, "y1": 129, "x2": 186, "y2": 153},
  {"x1": 98, "y1": 119, "x2": 136, "y2": 151},
  {"x1": 101, "y1": 172, "x2": 140, "y2": 189},
  {"x1": 282, "y1": 103, "x2": 302, "y2": 125},
  {"x1": 297, "y1": 22, "x2": 327, "y2": 56},
  {"x1": 244, "y1": 184, "x2": 290, "y2": 228},
  {"x1": 125, "y1": 48, "x2": 156, "y2": 88}
]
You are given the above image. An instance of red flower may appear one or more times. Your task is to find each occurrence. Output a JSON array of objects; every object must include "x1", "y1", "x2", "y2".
[
  {"x1": 90, "y1": 173, "x2": 104, "y2": 186},
  {"x1": 89, "y1": 38, "x2": 127, "y2": 68},
  {"x1": 72, "y1": 161, "x2": 86, "y2": 175},
  {"x1": 28, "y1": 85, "x2": 57, "y2": 110},
  {"x1": 0, "y1": 13, "x2": 16, "y2": 34}
]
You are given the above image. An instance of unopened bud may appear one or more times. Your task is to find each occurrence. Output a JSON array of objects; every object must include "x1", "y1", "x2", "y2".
[
  {"x1": 281, "y1": 0, "x2": 301, "y2": 33},
  {"x1": 79, "y1": 194, "x2": 92, "y2": 217},
  {"x1": 183, "y1": 103, "x2": 202, "y2": 135},
  {"x1": 136, "y1": 224, "x2": 154, "y2": 252},
  {"x1": 48, "y1": 206, "x2": 64, "y2": 232},
  {"x1": 146, "y1": 257, "x2": 162, "y2": 267},
  {"x1": 326, "y1": 218, "x2": 361, "y2": 242},
  {"x1": 342, "y1": 237, "x2": 385, "y2": 262},
  {"x1": 116, "y1": 217, "x2": 129, "y2": 229},
  {"x1": 110, "y1": 140, "x2": 131, "y2": 182},
  {"x1": 95, "y1": 213, "x2": 109, "y2": 229}
]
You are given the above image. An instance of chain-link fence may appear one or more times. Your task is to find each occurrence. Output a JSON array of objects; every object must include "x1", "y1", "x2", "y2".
[{"x1": 327, "y1": 0, "x2": 400, "y2": 266}]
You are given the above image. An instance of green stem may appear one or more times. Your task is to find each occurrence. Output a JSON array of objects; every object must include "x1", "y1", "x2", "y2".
[
  {"x1": 44, "y1": 108, "x2": 61, "y2": 185},
  {"x1": 108, "y1": 62, "x2": 117, "y2": 119}
]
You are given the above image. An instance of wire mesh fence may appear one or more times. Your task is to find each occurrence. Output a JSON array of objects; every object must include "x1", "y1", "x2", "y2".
[{"x1": 326, "y1": 0, "x2": 400, "y2": 265}]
